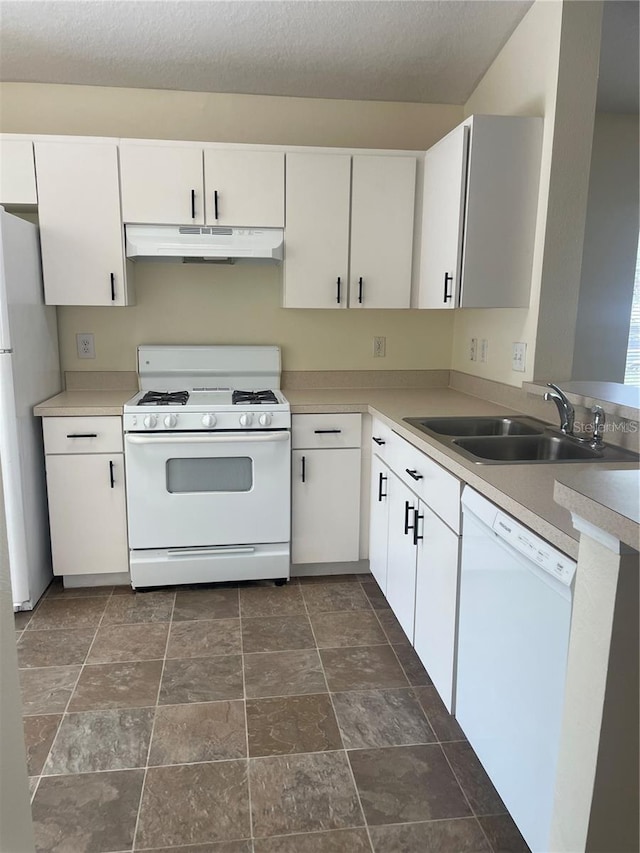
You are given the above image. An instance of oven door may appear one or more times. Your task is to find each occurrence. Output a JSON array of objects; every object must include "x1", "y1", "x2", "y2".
[{"x1": 125, "y1": 430, "x2": 291, "y2": 549}]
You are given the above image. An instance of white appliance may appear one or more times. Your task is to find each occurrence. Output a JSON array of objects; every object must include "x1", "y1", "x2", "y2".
[
  {"x1": 124, "y1": 345, "x2": 291, "y2": 588},
  {"x1": 125, "y1": 224, "x2": 284, "y2": 262},
  {"x1": 0, "y1": 208, "x2": 61, "y2": 610},
  {"x1": 456, "y1": 487, "x2": 576, "y2": 853}
]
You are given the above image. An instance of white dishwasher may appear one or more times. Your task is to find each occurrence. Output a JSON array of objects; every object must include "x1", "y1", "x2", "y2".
[{"x1": 456, "y1": 487, "x2": 576, "y2": 853}]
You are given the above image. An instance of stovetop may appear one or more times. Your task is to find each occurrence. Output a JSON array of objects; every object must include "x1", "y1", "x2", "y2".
[
  {"x1": 123, "y1": 387, "x2": 290, "y2": 432},
  {"x1": 124, "y1": 345, "x2": 290, "y2": 432}
]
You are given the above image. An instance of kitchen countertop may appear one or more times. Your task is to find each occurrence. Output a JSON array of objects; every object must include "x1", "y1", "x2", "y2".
[
  {"x1": 284, "y1": 387, "x2": 639, "y2": 559},
  {"x1": 33, "y1": 389, "x2": 134, "y2": 416},
  {"x1": 553, "y1": 470, "x2": 639, "y2": 552},
  {"x1": 34, "y1": 384, "x2": 639, "y2": 559}
]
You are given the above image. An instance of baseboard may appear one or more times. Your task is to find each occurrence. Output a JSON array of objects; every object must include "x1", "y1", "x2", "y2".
[
  {"x1": 62, "y1": 572, "x2": 131, "y2": 588},
  {"x1": 291, "y1": 559, "x2": 371, "y2": 578}
]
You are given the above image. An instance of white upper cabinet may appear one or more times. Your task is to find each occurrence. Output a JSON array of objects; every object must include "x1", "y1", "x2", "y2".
[
  {"x1": 284, "y1": 151, "x2": 417, "y2": 309},
  {"x1": 349, "y1": 155, "x2": 416, "y2": 309},
  {"x1": 0, "y1": 137, "x2": 37, "y2": 205},
  {"x1": 35, "y1": 141, "x2": 132, "y2": 306},
  {"x1": 284, "y1": 152, "x2": 351, "y2": 308},
  {"x1": 418, "y1": 115, "x2": 542, "y2": 309},
  {"x1": 204, "y1": 150, "x2": 284, "y2": 227},
  {"x1": 119, "y1": 144, "x2": 204, "y2": 225}
]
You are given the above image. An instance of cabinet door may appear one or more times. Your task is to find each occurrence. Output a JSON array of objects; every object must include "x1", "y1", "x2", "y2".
[
  {"x1": 349, "y1": 155, "x2": 416, "y2": 308},
  {"x1": 385, "y1": 473, "x2": 417, "y2": 641},
  {"x1": 369, "y1": 457, "x2": 391, "y2": 593},
  {"x1": 460, "y1": 115, "x2": 542, "y2": 308},
  {"x1": 0, "y1": 138, "x2": 37, "y2": 204},
  {"x1": 292, "y1": 448, "x2": 360, "y2": 564},
  {"x1": 35, "y1": 141, "x2": 130, "y2": 306},
  {"x1": 414, "y1": 503, "x2": 460, "y2": 712},
  {"x1": 119, "y1": 145, "x2": 204, "y2": 225},
  {"x1": 204, "y1": 150, "x2": 284, "y2": 227},
  {"x1": 283, "y1": 153, "x2": 351, "y2": 308},
  {"x1": 417, "y1": 124, "x2": 469, "y2": 309},
  {"x1": 45, "y1": 454, "x2": 128, "y2": 576}
]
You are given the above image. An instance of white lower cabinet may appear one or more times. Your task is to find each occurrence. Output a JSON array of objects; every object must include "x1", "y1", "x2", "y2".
[
  {"x1": 370, "y1": 427, "x2": 462, "y2": 710},
  {"x1": 43, "y1": 417, "x2": 128, "y2": 577},
  {"x1": 385, "y1": 473, "x2": 419, "y2": 641},
  {"x1": 414, "y1": 504, "x2": 461, "y2": 712},
  {"x1": 291, "y1": 414, "x2": 361, "y2": 565},
  {"x1": 369, "y1": 456, "x2": 391, "y2": 593}
]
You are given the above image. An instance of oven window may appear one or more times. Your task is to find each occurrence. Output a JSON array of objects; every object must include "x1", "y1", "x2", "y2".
[{"x1": 166, "y1": 457, "x2": 253, "y2": 493}]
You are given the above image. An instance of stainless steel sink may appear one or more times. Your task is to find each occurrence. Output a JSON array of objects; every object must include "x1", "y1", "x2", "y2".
[
  {"x1": 403, "y1": 416, "x2": 639, "y2": 465},
  {"x1": 405, "y1": 415, "x2": 545, "y2": 437}
]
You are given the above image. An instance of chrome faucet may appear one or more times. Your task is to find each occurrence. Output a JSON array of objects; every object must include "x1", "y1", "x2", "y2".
[
  {"x1": 544, "y1": 383, "x2": 606, "y2": 450},
  {"x1": 590, "y1": 405, "x2": 606, "y2": 448},
  {"x1": 544, "y1": 383, "x2": 575, "y2": 435}
]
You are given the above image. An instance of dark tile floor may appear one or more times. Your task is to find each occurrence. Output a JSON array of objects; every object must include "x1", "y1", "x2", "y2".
[{"x1": 16, "y1": 574, "x2": 531, "y2": 853}]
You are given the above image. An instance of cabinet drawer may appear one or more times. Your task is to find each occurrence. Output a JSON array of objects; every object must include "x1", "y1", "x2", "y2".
[
  {"x1": 292, "y1": 414, "x2": 361, "y2": 449},
  {"x1": 43, "y1": 416, "x2": 123, "y2": 454},
  {"x1": 370, "y1": 418, "x2": 396, "y2": 462},
  {"x1": 390, "y1": 437, "x2": 461, "y2": 533}
]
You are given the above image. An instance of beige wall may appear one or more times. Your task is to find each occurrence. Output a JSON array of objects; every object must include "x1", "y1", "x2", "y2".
[
  {"x1": 57, "y1": 264, "x2": 455, "y2": 372},
  {"x1": 573, "y1": 112, "x2": 640, "y2": 382},
  {"x1": 452, "y1": 0, "x2": 563, "y2": 386},
  {"x1": 453, "y1": 1, "x2": 603, "y2": 388},
  {"x1": 0, "y1": 82, "x2": 461, "y2": 375},
  {"x1": 0, "y1": 82, "x2": 461, "y2": 151}
]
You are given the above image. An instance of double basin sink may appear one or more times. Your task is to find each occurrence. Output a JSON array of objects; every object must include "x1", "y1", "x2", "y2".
[{"x1": 403, "y1": 415, "x2": 639, "y2": 465}]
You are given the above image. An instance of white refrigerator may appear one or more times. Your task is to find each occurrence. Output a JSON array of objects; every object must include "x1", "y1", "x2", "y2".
[{"x1": 0, "y1": 207, "x2": 61, "y2": 610}]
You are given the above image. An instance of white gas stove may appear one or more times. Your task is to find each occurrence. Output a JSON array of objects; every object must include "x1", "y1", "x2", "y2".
[{"x1": 123, "y1": 345, "x2": 291, "y2": 589}]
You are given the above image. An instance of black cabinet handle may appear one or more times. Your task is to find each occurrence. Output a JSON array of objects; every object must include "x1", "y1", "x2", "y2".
[
  {"x1": 110, "y1": 273, "x2": 115, "y2": 301},
  {"x1": 372, "y1": 437, "x2": 385, "y2": 446},
  {"x1": 109, "y1": 460, "x2": 115, "y2": 489},
  {"x1": 406, "y1": 468, "x2": 423, "y2": 481},
  {"x1": 314, "y1": 429, "x2": 341, "y2": 434},
  {"x1": 301, "y1": 455, "x2": 306, "y2": 483},
  {"x1": 191, "y1": 189, "x2": 196, "y2": 220},
  {"x1": 404, "y1": 500, "x2": 414, "y2": 535},
  {"x1": 66, "y1": 433, "x2": 98, "y2": 439},
  {"x1": 214, "y1": 190, "x2": 219, "y2": 220},
  {"x1": 443, "y1": 272, "x2": 453, "y2": 303},
  {"x1": 413, "y1": 510, "x2": 424, "y2": 546},
  {"x1": 378, "y1": 472, "x2": 387, "y2": 502},
  {"x1": 336, "y1": 276, "x2": 341, "y2": 304},
  {"x1": 358, "y1": 276, "x2": 363, "y2": 304}
]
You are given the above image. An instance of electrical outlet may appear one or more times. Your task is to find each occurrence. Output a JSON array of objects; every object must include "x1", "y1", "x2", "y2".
[
  {"x1": 76, "y1": 333, "x2": 95, "y2": 359},
  {"x1": 479, "y1": 339, "x2": 489, "y2": 363},
  {"x1": 470, "y1": 338, "x2": 477, "y2": 361},
  {"x1": 512, "y1": 341, "x2": 527, "y2": 372},
  {"x1": 373, "y1": 336, "x2": 386, "y2": 358}
]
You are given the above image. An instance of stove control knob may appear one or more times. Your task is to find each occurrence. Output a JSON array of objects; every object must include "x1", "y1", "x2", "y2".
[
  {"x1": 143, "y1": 414, "x2": 158, "y2": 429},
  {"x1": 259, "y1": 413, "x2": 272, "y2": 427},
  {"x1": 239, "y1": 413, "x2": 253, "y2": 427},
  {"x1": 164, "y1": 414, "x2": 178, "y2": 429},
  {"x1": 202, "y1": 413, "x2": 217, "y2": 428}
]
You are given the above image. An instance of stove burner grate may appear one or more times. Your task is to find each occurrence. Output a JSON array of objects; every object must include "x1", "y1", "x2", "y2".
[
  {"x1": 138, "y1": 390, "x2": 190, "y2": 406},
  {"x1": 232, "y1": 389, "x2": 279, "y2": 405}
]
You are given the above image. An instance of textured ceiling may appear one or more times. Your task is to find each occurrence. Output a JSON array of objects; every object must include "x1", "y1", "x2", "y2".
[{"x1": 0, "y1": 0, "x2": 534, "y2": 104}]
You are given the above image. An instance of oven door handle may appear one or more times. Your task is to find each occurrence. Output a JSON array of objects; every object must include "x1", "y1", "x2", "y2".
[
  {"x1": 167, "y1": 546, "x2": 256, "y2": 558},
  {"x1": 126, "y1": 432, "x2": 290, "y2": 445}
]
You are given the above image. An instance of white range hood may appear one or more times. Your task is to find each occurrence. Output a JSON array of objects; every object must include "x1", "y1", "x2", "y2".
[{"x1": 125, "y1": 224, "x2": 284, "y2": 262}]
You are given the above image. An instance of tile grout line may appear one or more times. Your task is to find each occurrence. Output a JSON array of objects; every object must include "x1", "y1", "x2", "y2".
[
  {"x1": 31, "y1": 586, "x2": 115, "y2": 798},
  {"x1": 437, "y1": 732, "x2": 497, "y2": 853},
  {"x1": 131, "y1": 588, "x2": 176, "y2": 852},
  {"x1": 238, "y1": 586, "x2": 255, "y2": 849},
  {"x1": 301, "y1": 581, "x2": 375, "y2": 852}
]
